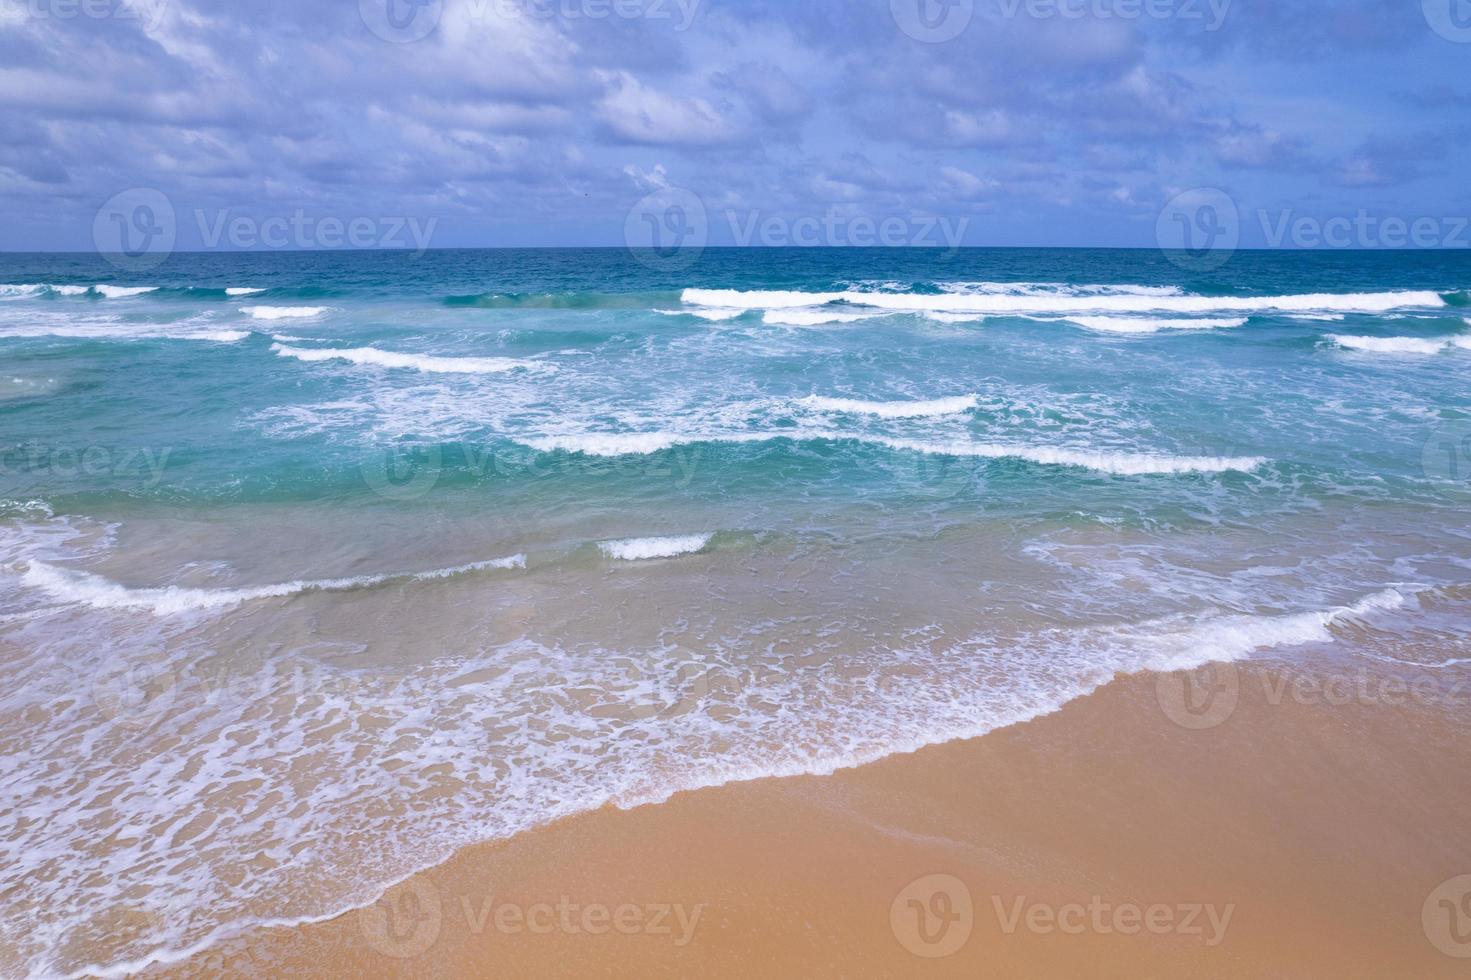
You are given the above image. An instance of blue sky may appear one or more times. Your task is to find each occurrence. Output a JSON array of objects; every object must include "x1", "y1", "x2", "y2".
[{"x1": 1, "y1": 0, "x2": 1468, "y2": 251}]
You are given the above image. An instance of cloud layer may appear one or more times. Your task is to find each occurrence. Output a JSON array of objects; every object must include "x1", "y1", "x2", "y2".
[{"x1": 1, "y1": 0, "x2": 1466, "y2": 250}]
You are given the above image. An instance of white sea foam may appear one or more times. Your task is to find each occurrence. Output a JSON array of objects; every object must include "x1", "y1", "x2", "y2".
[
  {"x1": 870, "y1": 436, "x2": 1266, "y2": 476},
  {"x1": 1064, "y1": 315, "x2": 1248, "y2": 334},
  {"x1": 0, "y1": 284, "x2": 43, "y2": 299},
  {"x1": 94, "y1": 285, "x2": 159, "y2": 298},
  {"x1": 242, "y1": 306, "x2": 329, "y2": 320},
  {"x1": 50, "y1": 285, "x2": 91, "y2": 296},
  {"x1": 762, "y1": 309, "x2": 884, "y2": 326},
  {"x1": 1327, "y1": 334, "x2": 1452, "y2": 355},
  {"x1": 936, "y1": 281, "x2": 1188, "y2": 298},
  {"x1": 598, "y1": 534, "x2": 712, "y2": 560},
  {"x1": 683, "y1": 287, "x2": 1446, "y2": 317},
  {"x1": 0, "y1": 317, "x2": 247, "y2": 343},
  {"x1": 225, "y1": 287, "x2": 266, "y2": 296},
  {"x1": 924, "y1": 312, "x2": 986, "y2": 324},
  {"x1": 521, "y1": 429, "x2": 1264, "y2": 475},
  {"x1": 20, "y1": 555, "x2": 526, "y2": 616},
  {"x1": 795, "y1": 394, "x2": 979, "y2": 418},
  {"x1": 1287, "y1": 313, "x2": 1346, "y2": 321},
  {"x1": 270, "y1": 343, "x2": 547, "y2": 375},
  {"x1": 656, "y1": 308, "x2": 745, "y2": 322}
]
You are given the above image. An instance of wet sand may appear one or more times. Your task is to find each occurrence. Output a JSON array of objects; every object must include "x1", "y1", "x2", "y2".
[{"x1": 172, "y1": 656, "x2": 1471, "y2": 978}]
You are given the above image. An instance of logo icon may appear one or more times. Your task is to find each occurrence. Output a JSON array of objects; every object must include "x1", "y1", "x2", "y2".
[
  {"x1": 92, "y1": 653, "x2": 180, "y2": 730},
  {"x1": 1423, "y1": 0, "x2": 1471, "y2": 41},
  {"x1": 1156, "y1": 188, "x2": 1239, "y2": 272},
  {"x1": 358, "y1": 875, "x2": 443, "y2": 958},
  {"x1": 1155, "y1": 662, "x2": 1240, "y2": 730},
  {"x1": 890, "y1": 873, "x2": 973, "y2": 958},
  {"x1": 624, "y1": 187, "x2": 708, "y2": 272},
  {"x1": 1422, "y1": 422, "x2": 1471, "y2": 484},
  {"x1": 359, "y1": 0, "x2": 443, "y2": 43},
  {"x1": 93, "y1": 188, "x2": 176, "y2": 272},
  {"x1": 1423, "y1": 875, "x2": 1471, "y2": 957},
  {"x1": 361, "y1": 444, "x2": 444, "y2": 501},
  {"x1": 891, "y1": 0, "x2": 974, "y2": 42}
]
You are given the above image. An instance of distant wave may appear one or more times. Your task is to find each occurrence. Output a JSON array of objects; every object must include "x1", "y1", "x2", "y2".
[
  {"x1": 1063, "y1": 315, "x2": 1248, "y2": 334},
  {"x1": 763, "y1": 309, "x2": 884, "y2": 326},
  {"x1": 270, "y1": 343, "x2": 550, "y2": 375},
  {"x1": 0, "y1": 322, "x2": 247, "y2": 343},
  {"x1": 242, "y1": 306, "x2": 329, "y2": 321},
  {"x1": 443, "y1": 290, "x2": 678, "y2": 310},
  {"x1": 20, "y1": 555, "x2": 525, "y2": 616},
  {"x1": 1326, "y1": 334, "x2": 1471, "y2": 356},
  {"x1": 795, "y1": 394, "x2": 979, "y2": 418},
  {"x1": 654, "y1": 308, "x2": 746, "y2": 322},
  {"x1": 522, "y1": 430, "x2": 1265, "y2": 475},
  {"x1": 226, "y1": 287, "x2": 266, "y2": 296},
  {"x1": 682, "y1": 287, "x2": 1448, "y2": 317},
  {"x1": 0, "y1": 284, "x2": 159, "y2": 299},
  {"x1": 599, "y1": 534, "x2": 712, "y2": 561}
]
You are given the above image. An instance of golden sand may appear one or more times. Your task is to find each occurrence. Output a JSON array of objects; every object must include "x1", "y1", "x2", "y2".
[{"x1": 171, "y1": 658, "x2": 1471, "y2": 978}]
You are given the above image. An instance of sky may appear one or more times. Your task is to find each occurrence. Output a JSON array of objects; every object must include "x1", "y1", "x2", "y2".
[{"x1": 1, "y1": 0, "x2": 1468, "y2": 252}]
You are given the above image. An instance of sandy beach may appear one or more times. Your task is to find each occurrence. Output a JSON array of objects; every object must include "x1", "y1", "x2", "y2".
[{"x1": 164, "y1": 654, "x2": 1471, "y2": 978}]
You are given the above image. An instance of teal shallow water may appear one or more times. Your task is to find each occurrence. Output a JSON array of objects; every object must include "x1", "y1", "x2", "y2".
[{"x1": 2, "y1": 248, "x2": 1470, "y2": 976}]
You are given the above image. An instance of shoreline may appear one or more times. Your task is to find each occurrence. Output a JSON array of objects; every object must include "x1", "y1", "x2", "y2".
[{"x1": 160, "y1": 655, "x2": 1471, "y2": 978}]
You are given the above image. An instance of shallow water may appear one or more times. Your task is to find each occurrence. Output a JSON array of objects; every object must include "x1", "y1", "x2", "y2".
[{"x1": 1, "y1": 247, "x2": 1469, "y2": 976}]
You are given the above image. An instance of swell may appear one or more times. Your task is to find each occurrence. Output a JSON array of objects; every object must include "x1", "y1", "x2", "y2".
[
  {"x1": 442, "y1": 290, "x2": 682, "y2": 309},
  {"x1": 682, "y1": 287, "x2": 1450, "y2": 316},
  {"x1": 19, "y1": 554, "x2": 526, "y2": 616},
  {"x1": 521, "y1": 430, "x2": 1266, "y2": 476}
]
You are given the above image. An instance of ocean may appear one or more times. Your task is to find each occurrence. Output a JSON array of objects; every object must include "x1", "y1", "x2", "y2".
[{"x1": 2, "y1": 246, "x2": 1470, "y2": 976}]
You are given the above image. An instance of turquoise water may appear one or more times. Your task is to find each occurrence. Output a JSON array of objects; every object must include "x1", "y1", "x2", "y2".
[{"x1": 2, "y1": 247, "x2": 1471, "y2": 976}]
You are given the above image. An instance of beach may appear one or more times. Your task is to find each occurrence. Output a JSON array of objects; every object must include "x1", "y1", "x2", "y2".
[
  {"x1": 2, "y1": 249, "x2": 1470, "y2": 976},
  {"x1": 163, "y1": 658, "x2": 1471, "y2": 978}
]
